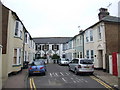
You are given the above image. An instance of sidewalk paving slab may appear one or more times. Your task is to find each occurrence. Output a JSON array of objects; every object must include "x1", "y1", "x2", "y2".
[
  {"x1": 2, "y1": 69, "x2": 28, "y2": 89},
  {"x1": 94, "y1": 70, "x2": 118, "y2": 89}
]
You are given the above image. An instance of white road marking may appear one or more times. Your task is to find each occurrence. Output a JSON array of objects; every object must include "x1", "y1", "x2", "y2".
[
  {"x1": 62, "y1": 78, "x2": 67, "y2": 83},
  {"x1": 55, "y1": 73, "x2": 58, "y2": 76},
  {"x1": 71, "y1": 78, "x2": 76, "y2": 83},
  {"x1": 60, "y1": 72, "x2": 64, "y2": 76},
  {"x1": 65, "y1": 72, "x2": 69, "y2": 75},
  {"x1": 50, "y1": 73, "x2": 52, "y2": 77}
]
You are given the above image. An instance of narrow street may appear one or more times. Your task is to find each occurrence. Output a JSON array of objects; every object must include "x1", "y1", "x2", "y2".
[{"x1": 27, "y1": 63, "x2": 111, "y2": 89}]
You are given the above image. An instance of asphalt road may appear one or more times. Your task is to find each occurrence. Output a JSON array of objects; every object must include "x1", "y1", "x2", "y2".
[{"x1": 27, "y1": 63, "x2": 109, "y2": 89}]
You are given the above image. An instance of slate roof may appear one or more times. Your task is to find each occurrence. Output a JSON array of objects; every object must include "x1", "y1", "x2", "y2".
[
  {"x1": 85, "y1": 16, "x2": 120, "y2": 30},
  {"x1": 33, "y1": 37, "x2": 73, "y2": 44},
  {"x1": 101, "y1": 16, "x2": 120, "y2": 23}
]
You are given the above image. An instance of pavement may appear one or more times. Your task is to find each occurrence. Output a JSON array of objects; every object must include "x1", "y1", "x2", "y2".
[
  {"x1": 2, "y1": 69, "x2": 28, "y2": 89},
  {"x1": 2, "y1": 67, "x2": 119, "y2": 89}
]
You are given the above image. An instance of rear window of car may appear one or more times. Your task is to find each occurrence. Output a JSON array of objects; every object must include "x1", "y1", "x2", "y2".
[
  {"x1": 80, "y1": 60, "x2": 93, "y2": 64},
  {"x1": 31, "y1": 61, "x2": 45, "y2": 66}
]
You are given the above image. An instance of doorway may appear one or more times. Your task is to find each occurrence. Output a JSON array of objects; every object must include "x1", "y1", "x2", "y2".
[{"x1": 98, "y1": 50, "x2": 103, "y2": 69}]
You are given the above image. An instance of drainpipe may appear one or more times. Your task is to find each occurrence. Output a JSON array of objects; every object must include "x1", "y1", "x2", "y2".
[
  {"x1": 82, "y1": 34, "x2": 84, "y2": 58},
  {"x1": 22, "y1": 32, "x2": 25, "y2": 69}
]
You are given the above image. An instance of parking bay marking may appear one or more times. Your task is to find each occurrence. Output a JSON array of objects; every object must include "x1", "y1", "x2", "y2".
[{"x1": 90, "y1": 76, "x2": 114, "y2": 90}]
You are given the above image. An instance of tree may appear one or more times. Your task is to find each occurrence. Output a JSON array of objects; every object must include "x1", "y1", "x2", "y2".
[{"x1": 52, "y1": 54, "x2": 60, "y2": 59}]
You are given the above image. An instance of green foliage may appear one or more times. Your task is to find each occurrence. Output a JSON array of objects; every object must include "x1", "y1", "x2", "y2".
[{"x1": 52, "y1": 54, "x2": 60, "y2": 59}]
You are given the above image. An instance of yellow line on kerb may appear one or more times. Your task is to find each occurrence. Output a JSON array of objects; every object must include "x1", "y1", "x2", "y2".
[
  {"x1": 90, "y1": 76, "x2": 114, "y2": 90},
  {"x1": 30, "y1": 78, "x2": 37, "y2": 90}
]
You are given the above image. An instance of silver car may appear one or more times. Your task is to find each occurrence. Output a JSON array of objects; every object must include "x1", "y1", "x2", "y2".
[{"x1": 68, "y1": 58, "x2": 94, "y2": 75}]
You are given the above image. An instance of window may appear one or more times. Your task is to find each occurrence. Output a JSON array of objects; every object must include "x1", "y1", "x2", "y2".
[
  {"x1": 86, "y1": 31, "x2": 89, "y2": 42},
  {"x1": 80, "y1": 52, "x2": 82, "y2": 58},
  {"x1": 91, "y1": 50, "x2": 94, "y2": 61},
  {"x1": 15, "y1": 21, "x2": 19, "y2": 36},
  {"x1": 35, "y1": 45, "x2": 38, "y2": 50},
  {"x1": 42, "y1": 44, "x2": 49, "y2": 51},
  {"x1": 86, "y1": 50, "x2": 89, "y2": 58},
  {"x1": 90, "y1": 30, "x2": 93, "y2": 41},
  {"x1": 80, "y1": 36, "x2": 82, "y2": 45},
  {"x1": 19, "y1": 49, "x2": 21, "y2": 64},
  {"x1": 73, "y1": 59, "x2": 79, "y2": 64},
  {"x1": 13, "y1": 48, "x2": 21, "y2": 65},
  {"x1": 13, "y1": 49, "x2": 17, "y2": 64},
  {"x1": 52, "y1": 44, "x2": 59, "y2": 51},
  {"x1": 14, "y1": 21, "x2": 23, "y2": 39},
  {"x1": 98, "y1": 26, "x2": 102, "y2": 40}
]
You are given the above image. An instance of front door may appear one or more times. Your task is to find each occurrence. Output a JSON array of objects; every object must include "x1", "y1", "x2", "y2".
[{"x1": 98, "y1": 50, "x2": 103, "y2": 69}]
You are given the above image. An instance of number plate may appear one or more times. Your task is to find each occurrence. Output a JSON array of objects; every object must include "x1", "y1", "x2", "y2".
[{"x1": 34, "y1": 71, "x2": 40, "y2": 72}]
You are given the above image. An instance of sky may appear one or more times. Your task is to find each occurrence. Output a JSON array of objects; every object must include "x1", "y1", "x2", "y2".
[{"x1": 1, "y1": 0, "x2": 120, "y2": 37}]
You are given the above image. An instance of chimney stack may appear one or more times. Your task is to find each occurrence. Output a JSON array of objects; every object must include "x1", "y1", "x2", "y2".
[{"x1": 98, "y1": 8, "x2": 109, "y2": 20}]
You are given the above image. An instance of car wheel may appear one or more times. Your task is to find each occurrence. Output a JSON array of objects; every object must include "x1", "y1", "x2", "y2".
[
  {"x1": 43, "y1": 72, "x2": 46, "y2": 76},
  {"x1": 90, "y1": 72, "x2": 93, "y2": 75},
  {"x1": 68, "y1": 66, "x2": 71, "y2": 71},
  {"x1": 28, "y1": 73, "x2": 31, "y2": 77},
  {"x1": 74, "y1": 69, "x2": 78, "y2": 75}
]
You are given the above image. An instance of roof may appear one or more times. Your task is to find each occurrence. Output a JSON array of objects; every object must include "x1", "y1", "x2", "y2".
[
  {"x1": 33, "y1": 37, "x2": 73, "y2": 44},
  {"x1": 2, "y1": 4, "x2": 33, "y2": 40},
  {"x1": 85, "y1": 16, "x2": 120, "y2": 31}
]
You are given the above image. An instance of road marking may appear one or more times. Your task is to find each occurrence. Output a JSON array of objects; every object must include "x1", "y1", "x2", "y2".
[
  {"x1": 65, "y1": 72, "x2": 70, "y2": 75},
  {"x1": 62, "y1": 78, "x2": 67, "y2": 83},
  {"x1": 30, "y1": 78, "x2": 33, "y2": 89},
  {"x1": 71, "y1": 78, "x2": 76, "y2": 83},
  {"x1": 29, "y1": 78, "x2": 36, "y2": 90},
  {"x1": 55, "y1": 73, "x2": 58, "y2": 76},
  {"x1": 50, "y1": 73, "x2": 52, "y2": 77},
  {"x1": 90, "y1": 76, "x2": 114, "y2": 90},
  {"x1": 60, "y1": 72, "x2": 64, "y2": 76},
  {"x1": 32, "y1": 78, "x2": 36, "y2": 90}
]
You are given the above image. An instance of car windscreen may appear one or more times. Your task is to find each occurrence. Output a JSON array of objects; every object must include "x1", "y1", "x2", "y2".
[
  {"x1": 80, "y1": 60, "x2": 93, "y2": 64},
  {"x1": 32, "y1": 61, "x2": 44, "y2": 66}
]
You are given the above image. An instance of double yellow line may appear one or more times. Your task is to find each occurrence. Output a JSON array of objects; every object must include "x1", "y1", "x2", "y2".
[
  {"x1": 90, "y1": 76, "x2": 114, "y2": 90},
  {"x1": 30, "y1": 78, "x2": 36, "y2": 90}
]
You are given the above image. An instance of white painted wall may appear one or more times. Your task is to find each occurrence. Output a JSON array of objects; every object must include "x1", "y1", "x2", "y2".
[{"x1": 84, "y1": 22, "x2": 106, "y2": 69}]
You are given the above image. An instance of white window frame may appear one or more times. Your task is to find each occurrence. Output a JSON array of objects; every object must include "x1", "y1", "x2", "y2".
[
  {"x1": 85, "y1": 31, "x2": 89, "y2": 42},
  {"x1": 90, "y1": 30, "x2": 93, "y2": 41},
  {"x1": 98, "y1": 26, "x2": 102, "y2": 40},
  {"x1": 13, "y1": 48, "x2": 22, "y2": 65},
  {"x1": 14, "y1": 20, "x2": 23, "y2": 39}
]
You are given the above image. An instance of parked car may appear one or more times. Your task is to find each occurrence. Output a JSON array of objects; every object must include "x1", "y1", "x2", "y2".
[
  {"x1": 28, "y1": 60, "x2": 47, "y2": 76},
  {"x1": 68, "y1": 58, "x2": 94, "y2": 75},
  {"x1": 58, "y1": 58, "x2": 70, "y2": 65}
]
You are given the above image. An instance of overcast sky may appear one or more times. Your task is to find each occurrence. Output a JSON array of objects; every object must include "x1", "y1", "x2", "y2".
[{"x1": 2, "y1": 0, "x2": 120, "y2": 37}]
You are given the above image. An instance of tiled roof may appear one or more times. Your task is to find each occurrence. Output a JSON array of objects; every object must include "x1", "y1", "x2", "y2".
[
  {"x1": 33, "y1": 37, "x2": 73, "y2": 44},
  {"x1": 101, "y1": 16, "x2": 120, "y2": 23}
]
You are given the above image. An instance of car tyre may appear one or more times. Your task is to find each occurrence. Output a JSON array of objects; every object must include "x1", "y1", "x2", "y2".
[
  {"x1": 68, "y1": 66, "x2": 71, "y2": 71},
  {"x1": 90, "y1": 72, "x2": 93, "y2": 75},
  {"x1": 74, "y1": 69, "x2": 78, "y2": 75},
  {"x1": 43, "y1": 72, "x2": 46, "y2": 76},
  {"x1": 28, "y1": 73, "x2": 31, "y2": 77}
]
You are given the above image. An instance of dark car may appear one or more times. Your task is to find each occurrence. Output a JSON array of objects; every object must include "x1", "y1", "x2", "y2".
[{"x1": 28, "y1": 60, "x2": 46, "y2": 76}]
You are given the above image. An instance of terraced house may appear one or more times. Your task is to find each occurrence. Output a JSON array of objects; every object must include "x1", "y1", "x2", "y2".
[
  {"x1": 64, "y1": 31, "x2": 84, "y2": 61},
  {"x1": 84, "y1": 8, "x2": 120, "y2": 75},
  {"x1": 33, "y1": 37, "x2": 72, "y2": 63},
  {"x1": 2, "y1": 5, "x2": 35, "y2": 86}
]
